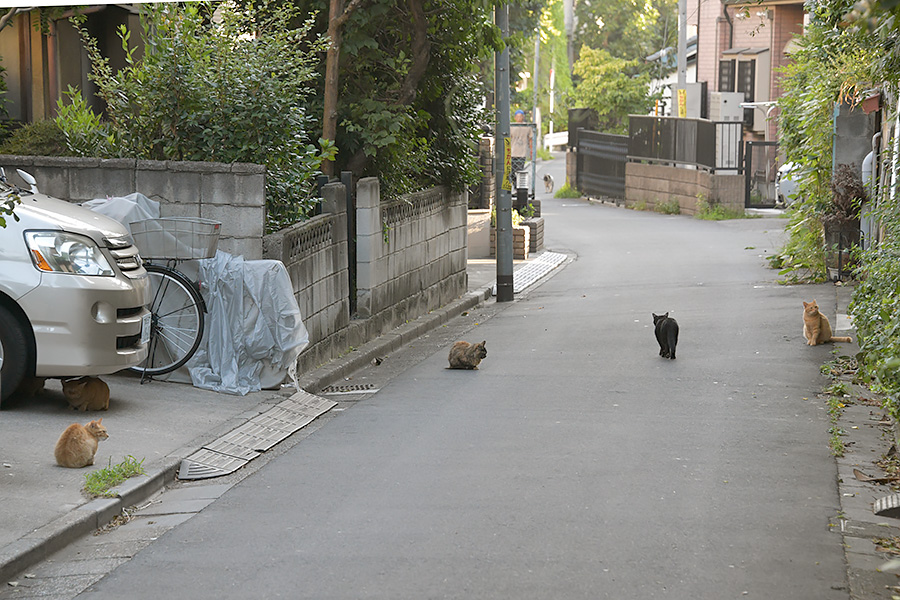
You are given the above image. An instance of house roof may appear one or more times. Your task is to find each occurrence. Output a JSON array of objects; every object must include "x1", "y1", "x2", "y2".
[{"x1": 721, "y1": 47, "x2": 770, "y2": 55}]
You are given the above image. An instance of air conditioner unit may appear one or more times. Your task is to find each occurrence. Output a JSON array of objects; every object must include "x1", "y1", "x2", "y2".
[{"x1": 710, "y1": 91, "x2": 745, "y2": 122}]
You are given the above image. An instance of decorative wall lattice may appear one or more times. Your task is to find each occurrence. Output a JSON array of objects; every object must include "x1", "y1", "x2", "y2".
[
  {"x1": 382, "y1": 187, "x2": 445, "y2": 230},
  {"x1": 285, "y1": 217, "x2": 334, "y2": 262}
]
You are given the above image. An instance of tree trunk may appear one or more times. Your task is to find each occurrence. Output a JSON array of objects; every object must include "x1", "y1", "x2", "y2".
[
  {"x1": 321, "y1": 0, "x2": 366, "y2": 176},
  {"x1": 345, "y1": 0, "x2": 431, "y2": 177}
]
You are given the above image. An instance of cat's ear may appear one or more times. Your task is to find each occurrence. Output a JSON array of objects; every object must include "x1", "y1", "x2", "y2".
[
  {"x1": 663, "y1": 312, "x2": 668, "y2": 318},
  {"x1": 96, "y1": 418, "x2": 102, "y2": 425},
  {"x1": 803, "y1": 301, "x2": 809, "y2": 308},
  {"x1": 480, "y1": 341, "x2": 486, "y2": 346}
]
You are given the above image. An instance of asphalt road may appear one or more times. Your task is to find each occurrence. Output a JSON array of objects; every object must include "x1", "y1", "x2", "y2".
[{"x1": 77, "y1": 182, "x2": 847, "y2": 598}]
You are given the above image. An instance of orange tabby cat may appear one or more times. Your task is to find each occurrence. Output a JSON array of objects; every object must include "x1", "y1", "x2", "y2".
[
  {"x1": 803, "y1": 300, "x2": 852, "y2": 346},
  {"x1": 62, "y1": 376, "x2": 110, "y2": 411},
  {"x1": 54, "y1": 418, "x2": 108, "y2": 468},
  {"x1": 448, "y1": 340, "x2": 487, "y2": 369}
]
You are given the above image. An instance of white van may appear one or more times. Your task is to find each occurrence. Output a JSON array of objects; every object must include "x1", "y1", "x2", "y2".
[{"x1": 0, "y1": 170, "x2": 150, "y2": 403}]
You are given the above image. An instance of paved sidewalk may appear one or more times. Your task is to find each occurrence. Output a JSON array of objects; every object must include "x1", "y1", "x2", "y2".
[{"x1": 0, "y1": 249, "x2": 562, "y2": 584}]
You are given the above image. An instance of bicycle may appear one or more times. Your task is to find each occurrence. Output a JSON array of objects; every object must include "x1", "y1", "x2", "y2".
[{"x1": 128, "y1": 217, "x2": 221, "y2": 378}]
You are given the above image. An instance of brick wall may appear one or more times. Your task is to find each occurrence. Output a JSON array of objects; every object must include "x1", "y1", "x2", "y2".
[{"x1": 0, "y1": 155, "x2": 266, "y2": 259}]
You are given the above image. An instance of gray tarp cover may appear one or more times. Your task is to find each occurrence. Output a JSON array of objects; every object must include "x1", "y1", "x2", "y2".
[{"x1": 85, "y1": 194, "x2": 308, "y2": 395}]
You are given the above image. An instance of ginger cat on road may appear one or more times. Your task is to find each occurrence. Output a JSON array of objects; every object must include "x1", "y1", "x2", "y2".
[
  {"x1": 803, "y1": 300, "x2": 852, "y2": 346},
  {"x1": 54, "y1": 418, "x2": 108, "y2": 468}
]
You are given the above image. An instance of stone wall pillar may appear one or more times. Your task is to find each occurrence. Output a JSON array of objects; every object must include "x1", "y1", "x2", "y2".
[{"x1": 355, "y1": 177, "x2": 382, "y2": 318}]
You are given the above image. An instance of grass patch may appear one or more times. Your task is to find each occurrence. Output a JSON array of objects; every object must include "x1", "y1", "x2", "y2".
[
  {"x1": 536, "y1": 147, "x2": 553, "y2": 161},
  {"x1": 83, "y1": 455, "x2": 146, "y2": 498},
  {"x1": 695, "y1": 198, "x2": 753, "y2": 220},
  {"x1": 554, "y1": 182, "x2": 582, "y2": 199},
  {"x1": 655, "y1": 199, "x2": 681, "y2": 215}
]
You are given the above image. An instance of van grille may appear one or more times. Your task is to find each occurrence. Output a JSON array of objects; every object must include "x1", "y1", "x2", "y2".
[
  {"x1": 116, "y1": 333, "x2": 142, "y2": 350},
  {"x1": 107, "y1": 244, "x2": 144, "y2": 276}
]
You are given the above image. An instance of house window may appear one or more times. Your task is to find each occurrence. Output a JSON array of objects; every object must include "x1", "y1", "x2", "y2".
[
  {"x1": 737, "y1": 60, "x2": 756, "y2": 125},
  {"x1": 718, "y1": 60, "x2": 735, "y2": 92}
]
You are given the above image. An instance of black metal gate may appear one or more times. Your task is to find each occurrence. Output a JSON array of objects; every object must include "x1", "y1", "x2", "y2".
[
  {"x1": 744, "y1": 141, "x2": 778, "y2": 208},
  {"x1": 576, "y1": 130, "x2": 628, "y2": 200}
]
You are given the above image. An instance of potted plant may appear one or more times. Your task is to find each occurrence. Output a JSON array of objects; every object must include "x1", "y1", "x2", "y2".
[
  {"x1": 519, "y1": 202, "x2": 544, "y2": 253},
  {"x1": 490, "y1": 205, "x2": 530, "y2": 259}
]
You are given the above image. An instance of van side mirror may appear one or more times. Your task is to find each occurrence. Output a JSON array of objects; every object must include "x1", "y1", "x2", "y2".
[{"x1": 16, "y1": 169, "x2": 38, "y2": 194}]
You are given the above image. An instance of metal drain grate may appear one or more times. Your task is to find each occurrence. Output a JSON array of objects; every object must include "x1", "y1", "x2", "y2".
[
  {"x1": 179, "y1": 390, "x2": 336, "y2": 480},
  {"x1": 320, "y1": 383, "x2": 379, "y2": 395}
]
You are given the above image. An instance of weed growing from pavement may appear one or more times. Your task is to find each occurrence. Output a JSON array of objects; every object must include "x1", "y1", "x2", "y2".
[
  {"x1": 553, "y1": 182, "x2": 582, "y2": 199},
  {"x1": 873, "y1": 536, "x2": 900, "y2": 556},
  {"x1": 655, "y1": 199, "x2": 681, "y2": 215},
  {"x1": 83, "y1": 455, "x2": 146, "y2": 498},
  {"x1": 694, "y1": 197, "x2": 756, "y2": 221},
  {"x1": 824, "y1": 380, "x2": 850, "y2": 397}
]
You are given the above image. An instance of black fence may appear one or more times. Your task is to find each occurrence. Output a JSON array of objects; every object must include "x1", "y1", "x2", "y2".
[
  {"x1": 576, "y1": 130, "x2": 628, "y2": 199},
  {"x1": 627, "y1": 115, "x2": 743, "y2": 173}
]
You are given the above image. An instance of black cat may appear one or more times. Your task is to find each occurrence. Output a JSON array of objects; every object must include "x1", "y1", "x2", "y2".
[{"x1": 653, "y1": 312, "x2": 679, "y2": 360}]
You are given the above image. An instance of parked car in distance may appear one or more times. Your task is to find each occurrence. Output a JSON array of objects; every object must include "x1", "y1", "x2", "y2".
[
  {"x1": 0, "y1": 169, "x2": 150, "y2": 404},
  {"x1": 776, "y1": 162, "x2": 801, "y2": 207}
]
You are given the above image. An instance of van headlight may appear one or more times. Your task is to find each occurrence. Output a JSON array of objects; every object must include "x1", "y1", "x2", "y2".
[{"x1": 25, "y1": 231, "x2": 115, "y2": 276}]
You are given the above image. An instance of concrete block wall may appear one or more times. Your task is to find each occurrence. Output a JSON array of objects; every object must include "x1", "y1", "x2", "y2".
[
  {"x1": 265, "y1": 179, "x2": 468, "y2": 376},
  {"x1": 356, "y1": 178, "x2": 467, "y2": 335},
  {"x1": 625, "y1": 162, "x2": 744, "y2": 215},
  {"x1": 263, "y1": 182, "x2": 351, "y2": 374},
  {"x1": 0, "y1": 155, "x2": 266, "y2": 259}
]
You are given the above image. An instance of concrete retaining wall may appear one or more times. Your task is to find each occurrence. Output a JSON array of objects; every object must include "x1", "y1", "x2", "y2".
[
  {"x1": 2, "y1": 155, "x2": 469, "y2": 376},
  {"x1": 356, "y1": 177, "x2": 467, "y2": 330},
  {"x1": 0, "y1": 155, "x2": 267, "y2": 259},
  {"x1": 265, "y1": 179, "x2": 468, "y2": 374},
  {"x1": 625, "y1": 162, "x2": 744, "y2": 215}
]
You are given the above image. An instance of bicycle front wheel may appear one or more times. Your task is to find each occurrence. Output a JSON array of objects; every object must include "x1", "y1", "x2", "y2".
[{"x1": 130, "y1": 264, "x2": 205, "y2": 376}]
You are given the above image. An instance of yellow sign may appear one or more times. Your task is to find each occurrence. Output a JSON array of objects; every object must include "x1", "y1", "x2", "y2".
[
  {"x1": 677, "y1": 89, "x2": 687, "y2": 118},
  {"x1": 502, "y1": 137, "x2": 512, "y2": 192}
]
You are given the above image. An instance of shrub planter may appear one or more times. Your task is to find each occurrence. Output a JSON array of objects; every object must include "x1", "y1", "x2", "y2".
[
  {"x1": 490, "y1": 225, "x2": 530, "y2": 260},
  {"x1": 521, "y1": 216, "x2": 544, "y2": 253}
]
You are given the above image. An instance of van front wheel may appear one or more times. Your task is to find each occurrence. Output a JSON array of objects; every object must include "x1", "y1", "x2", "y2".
[{"x1": 0, "y1": 304, "x2": 29, "y2": 405}]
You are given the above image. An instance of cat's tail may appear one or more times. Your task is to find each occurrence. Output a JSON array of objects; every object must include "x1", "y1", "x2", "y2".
[{"x1": 830, "y1": 335, "x2": 853, "y2": 343}]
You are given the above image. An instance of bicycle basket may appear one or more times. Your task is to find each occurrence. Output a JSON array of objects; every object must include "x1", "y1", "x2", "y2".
[{"x1": 130, "y1": 217, "x2": 221, "y2": 260}]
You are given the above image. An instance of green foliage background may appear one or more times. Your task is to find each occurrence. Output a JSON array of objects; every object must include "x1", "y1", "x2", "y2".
[
  {"x1": 775, "y1": 0, "x2": 900, "y2": 420},
  {"x1": 68, "y1": 1, "x2": 335, "y2": 232},
  {"x1": 570, "y1": 46, "x2": 655, "y2": 134}
]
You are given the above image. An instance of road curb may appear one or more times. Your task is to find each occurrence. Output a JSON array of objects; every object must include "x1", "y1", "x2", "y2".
[{"x1": 0, "y1": 285, "x2": 494, "y2": 585}]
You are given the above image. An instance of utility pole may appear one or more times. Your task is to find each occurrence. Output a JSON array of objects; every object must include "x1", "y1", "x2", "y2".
[
  {"x1": 533, "y1": 28, "x2": 540, "y2": 140},
  {"x1": 495, "y1": 3, "x2": 514, "y2": 303},
  {"x1": 677, "y1": 0, "x2": 687, "y2": 89}
]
